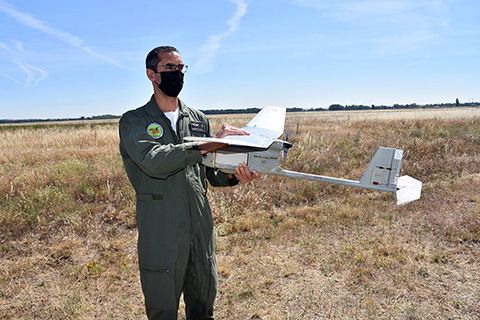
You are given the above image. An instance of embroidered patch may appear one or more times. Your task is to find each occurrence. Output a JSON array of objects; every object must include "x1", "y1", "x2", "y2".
[
  {"x1": 147, "y1": 123, "x2": 163, "y2": 139},
  {"x1": 190, "y1": 121, "x2": 206, "y2": 133}
]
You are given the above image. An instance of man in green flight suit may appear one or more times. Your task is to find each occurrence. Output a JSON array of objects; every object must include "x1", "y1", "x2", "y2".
[{"x1": 119, "y1": 46, "x2": 259, "y2": 320}]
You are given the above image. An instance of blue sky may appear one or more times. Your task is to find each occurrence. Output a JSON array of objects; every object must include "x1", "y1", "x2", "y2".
[{"x1": 0, "y1": 0, "x2": 479, "y2": 119}]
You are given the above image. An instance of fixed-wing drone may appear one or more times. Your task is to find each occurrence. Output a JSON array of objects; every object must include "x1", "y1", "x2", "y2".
[{"x1": 185, "y1": 106, "x2": 422, "y2": 205}]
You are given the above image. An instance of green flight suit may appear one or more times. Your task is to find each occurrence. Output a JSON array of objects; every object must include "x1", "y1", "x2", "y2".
[{"x1": 119, "y1": 96, "x2": 237, "y2": 320}]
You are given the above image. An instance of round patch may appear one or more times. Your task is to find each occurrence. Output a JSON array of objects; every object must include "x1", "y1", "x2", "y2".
[{"x1": 147, "y1": 123, "x2": 163, "y2": 139}]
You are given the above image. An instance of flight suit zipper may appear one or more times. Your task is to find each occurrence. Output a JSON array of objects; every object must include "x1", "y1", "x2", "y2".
[{"x1": 166, "y1": 111, "x2": 196, "y2": 239}]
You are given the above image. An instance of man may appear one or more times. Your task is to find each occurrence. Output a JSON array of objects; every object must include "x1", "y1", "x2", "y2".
[{"x1": 119, "y1": 46, "x2": 259, "y2": 320}]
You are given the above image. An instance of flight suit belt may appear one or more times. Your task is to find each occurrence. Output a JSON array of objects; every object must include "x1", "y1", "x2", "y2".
[
  {"x1": 136, "y1": 193, "x2": 192, "y2": 200},
  {"x1": 136, "y1": 193, "x2": 164, "y2": 200}
]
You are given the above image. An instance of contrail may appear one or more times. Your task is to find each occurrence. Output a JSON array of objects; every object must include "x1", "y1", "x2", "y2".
[
  {"x1": 0, "y1": 41, "x2": 49, "y2": 87},
  {"x1": 0, "y1": 41, "x2": 17, "y2": 54},
  {"x1": 195, "y1": 0, "x2": 248, "y2": 73},
  {"x1": 14, "y1": 59, "x2": 49, "y2": 87},
  {"x1": 0, "y1": 0, "x2": 123, "y2": 68},
  {"x1": 0, "y1": 59, "x2": 49, "y2": 88},
  {"x1": 19, "y1": 60, "x2": 49, "y2": 86}
]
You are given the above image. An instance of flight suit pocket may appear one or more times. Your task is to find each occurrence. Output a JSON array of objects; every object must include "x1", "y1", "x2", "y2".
[
  {"x1": 187, "y1": 249, "x2": 217, "y2": 305},
  {"x1": 136, "y1": 199, "x2": 179, "y2": 270},
  {"x1": 140, "y1": 265, "x2": 177, "y2": 310}
]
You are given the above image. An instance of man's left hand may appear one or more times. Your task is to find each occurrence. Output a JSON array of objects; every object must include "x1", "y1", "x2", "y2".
[
  {"x1": 234, "y1": 163, "x2": 261, "y2": 184},
  {"x1": 215, "y1": 123, "x2": 249, "y2": 138}
]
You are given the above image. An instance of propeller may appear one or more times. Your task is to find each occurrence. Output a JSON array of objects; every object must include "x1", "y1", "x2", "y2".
[{"x1": 283, "y1": 132, "x2": 292, "y2": 160}]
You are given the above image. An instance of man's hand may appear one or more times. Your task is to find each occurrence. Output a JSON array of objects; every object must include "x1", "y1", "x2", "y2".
[
  {"x1": 199, "y1": 142, "x2": 227, "y2": 155},
  {"x1": 233, "y1": 163, "x2": 261, "y2": 184},
  {"x1": 215, "y1": 123, "x2": 249, "y2": 138},
  {"x1": 199, "y1": 124, "x2": 249, "y2": 155}
]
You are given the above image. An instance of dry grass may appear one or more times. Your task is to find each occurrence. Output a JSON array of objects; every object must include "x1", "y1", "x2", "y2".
[{"x1": 1, "y1": 108, "x2": 479, "y2": 319}]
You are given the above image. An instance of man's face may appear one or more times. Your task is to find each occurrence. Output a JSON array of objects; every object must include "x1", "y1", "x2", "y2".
[
  {"x1": 148, "y1": 51, "x2": 185, "y2": 83},
  {"x1": 147, "y1": 51, "x2": 187, "y2": 97}
]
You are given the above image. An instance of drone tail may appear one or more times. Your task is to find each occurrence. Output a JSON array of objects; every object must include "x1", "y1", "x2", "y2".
[{"x1": 360, "y1": 147, "x2": 422, "y2": 205}]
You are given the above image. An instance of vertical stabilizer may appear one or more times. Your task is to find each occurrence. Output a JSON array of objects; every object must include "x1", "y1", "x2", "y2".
[
  {"x1": 245, "y1": 106, "x2": 286, "y2": 135},
  {"x1": 359, "y1": 147, "x2": 422, "y2": 205},
  {"x1": 360, "y1": 147, "x2": 403, "y2": 189}
]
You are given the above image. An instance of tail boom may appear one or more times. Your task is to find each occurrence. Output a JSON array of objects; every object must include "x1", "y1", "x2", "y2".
[
  {"x1": 201, "y1": 143, "x2": 422, "y2": 205},
  {"x1": 269, "y1": 167, "x2": 396, "y2": 193}
]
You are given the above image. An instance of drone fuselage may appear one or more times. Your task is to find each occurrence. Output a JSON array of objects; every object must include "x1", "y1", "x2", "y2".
[{"x1": 201, "y1": 140, "x2": 286, "y2": 174}]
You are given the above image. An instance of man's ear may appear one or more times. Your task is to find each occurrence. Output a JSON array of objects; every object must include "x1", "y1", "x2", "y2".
[{"x1": 146, "y1": 69, "x2": 156, "y2": 82}]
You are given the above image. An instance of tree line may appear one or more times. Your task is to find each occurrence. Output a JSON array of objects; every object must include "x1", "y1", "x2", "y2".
[
  {"x1": 1, "y1": 101, "x2": 478, "y2": 124},
  {"x1": 327, "y1": 100, "x2": 479, "y2": 111}
]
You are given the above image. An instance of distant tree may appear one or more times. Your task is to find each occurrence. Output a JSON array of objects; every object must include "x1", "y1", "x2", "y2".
[
  {"x1": 286, "y1": 107, "x2": 303, "y2": 113},
  {"x1": 346, "y1": 104, "x2": 370, "y2": 110},
  {"x1": 456, "y1": 98, "x2": 460, "y2": 107},
  {"x1": 328, "y1": 104, "x2": 345, "y2": 111}
]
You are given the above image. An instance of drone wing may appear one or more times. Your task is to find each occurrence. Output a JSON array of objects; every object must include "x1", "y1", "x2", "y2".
[{"x1": 184, "y1": 106, "x2": 286, "y2": 148}]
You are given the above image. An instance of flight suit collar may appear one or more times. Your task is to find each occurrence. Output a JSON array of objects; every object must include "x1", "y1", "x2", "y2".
[{"x1": 145, "y1": 95, "x2": 190, "y2": 118}]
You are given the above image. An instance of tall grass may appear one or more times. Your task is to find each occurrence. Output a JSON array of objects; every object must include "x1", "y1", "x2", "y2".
[{"x1": 1, "y1": 108, "x2": 479, "y2": 319}]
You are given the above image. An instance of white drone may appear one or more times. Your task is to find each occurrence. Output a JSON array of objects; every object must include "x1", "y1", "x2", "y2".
[{"x1": 185, "y1": 106, "x2": 422, "y2": 205}]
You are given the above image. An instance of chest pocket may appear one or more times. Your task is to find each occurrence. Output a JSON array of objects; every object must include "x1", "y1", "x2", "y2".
[{"x1": 189, "y1": 121, "x2": 208, "y2": 137}]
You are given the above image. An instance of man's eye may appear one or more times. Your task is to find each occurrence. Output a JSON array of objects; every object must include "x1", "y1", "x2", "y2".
[{"x1": 165, "y1": 64, "x2": 175, "y2": 69}]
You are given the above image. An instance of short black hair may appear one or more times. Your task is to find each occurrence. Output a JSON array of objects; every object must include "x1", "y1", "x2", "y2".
[{"x1": 145, "y1": 46, "x2": 179, "y2": 71}]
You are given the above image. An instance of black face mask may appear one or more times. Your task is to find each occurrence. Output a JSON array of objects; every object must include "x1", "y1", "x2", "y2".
[{"x1": 156, "y1": 70, "x2": 184, "y2": 97}]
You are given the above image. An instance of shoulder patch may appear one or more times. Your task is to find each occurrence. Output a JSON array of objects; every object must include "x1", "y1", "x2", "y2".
[{"x1": 147, "y1": 122, "x2": 164, "y2": 139}]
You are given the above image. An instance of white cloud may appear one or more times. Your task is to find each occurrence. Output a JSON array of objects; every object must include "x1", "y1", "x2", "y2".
[
  {"x1": 292, "y1": 0, "x2": 445, "y2": 19},
  {"x1": 291, "y1": 0, "x2": 448, "y2": 53},
  {"x1": 0, "y1": 41, "x2": 17, "y2": 54},
  {"x1": 0, "y1": 39, "x2": 25, "y2": 54},
  {"x1": 195, "y1": 0, "x2": 248, "y2": 73},
  {"x1": 0, "y1": 1, "x2": 123, "y2": 68},
  {"x1": 0, "y1": 41, "x2": 49, "y2": 87},
  {"x1": 14, "y1": 59, "x2": 49, "y2": 87},
  {"x1": 227, "y1": 0, "x2": 248, "y2": 31}
]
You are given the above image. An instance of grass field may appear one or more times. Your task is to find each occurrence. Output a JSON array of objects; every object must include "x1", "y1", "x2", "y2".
[{"x1": 1, "y1": 108, "x2": 479, "y2": 319}]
